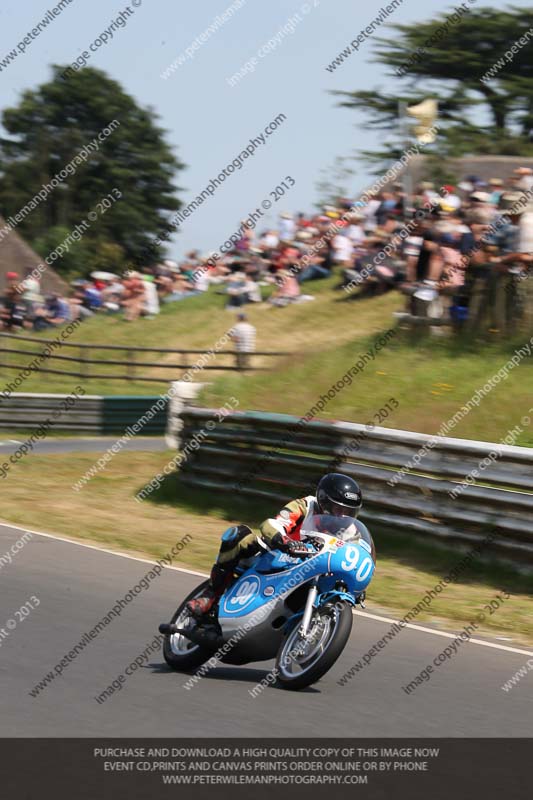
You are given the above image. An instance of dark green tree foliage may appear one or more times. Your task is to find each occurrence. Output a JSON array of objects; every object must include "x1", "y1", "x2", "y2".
[
  {"x1": 335, "y1": 5, "x2": 533, "y2": 167},
  {"x1": 0, "y1": 66, "x2": 183, "y2": 277}
]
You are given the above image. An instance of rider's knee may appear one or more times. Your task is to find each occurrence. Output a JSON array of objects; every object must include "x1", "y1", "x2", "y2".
[
  {"x1": 239, "y1": 532, "x2": 261, "y2": 559},
  {"x1": 219, "y1": 524, "x2": 254, "y2": 558}
]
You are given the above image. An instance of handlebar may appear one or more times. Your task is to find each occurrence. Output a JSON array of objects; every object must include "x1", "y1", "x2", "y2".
[{"x1": 286, "y1": 543, "x2": 315, "y2": 558}]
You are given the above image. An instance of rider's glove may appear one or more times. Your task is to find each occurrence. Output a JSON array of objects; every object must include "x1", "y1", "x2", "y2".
[
  {"x1": 272, "y1": 533, "x2": 309, "y2": 557},
  {"x1": 286, "y1": 540, "x2": 311, "y2": 557}
]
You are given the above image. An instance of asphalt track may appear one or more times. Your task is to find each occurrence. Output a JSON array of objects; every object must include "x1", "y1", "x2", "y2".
[
  {"x1": 1, "y1": 521, "x2": 532, "y2": 737},
  {"x1": 0, "y1": 436, "x2": 168, "y2": 455}
]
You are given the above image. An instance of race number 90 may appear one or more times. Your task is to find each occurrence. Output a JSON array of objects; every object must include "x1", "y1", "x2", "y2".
[{"x1": 341, "y1": 545, "x2": 373, "y2": 581}]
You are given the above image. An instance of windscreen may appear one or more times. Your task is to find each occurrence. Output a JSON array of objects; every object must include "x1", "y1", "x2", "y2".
[{"x1": 300, "y1": 513, "x2": 359, "y2": 542}]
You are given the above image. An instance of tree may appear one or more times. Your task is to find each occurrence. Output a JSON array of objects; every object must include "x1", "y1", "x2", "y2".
[
  {"x1": 315, "y1": 156, "x2": 356, "y2": 207},
  {"x1": 334, "y1": 5, "x2": 533, "y2": 168},
  {"x1": 0, "y1": 66, "x2": 184, "y2": 277}
]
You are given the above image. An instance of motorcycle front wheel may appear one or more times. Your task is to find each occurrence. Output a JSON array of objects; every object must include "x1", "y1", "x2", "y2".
[
  {"x1": 162, "y1": 580, "x2": 214, "y2": 672},
  {"x1": 275, "y1": 601, "x2": 353, "y2": 690}
]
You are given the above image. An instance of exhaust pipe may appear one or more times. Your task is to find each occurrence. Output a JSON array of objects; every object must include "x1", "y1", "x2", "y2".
[
  {"x1": 158, "y1": 622, "x2": 224, "y2": 648},
  {"x1": 158, "y1": 623, "x2": 179, "y2": 635}
]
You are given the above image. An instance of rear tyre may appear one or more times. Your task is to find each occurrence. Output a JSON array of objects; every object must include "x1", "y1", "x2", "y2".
[
  {"x1": 162, "y1": 580, "x2": 214, "y2": 671},
  {"x1": 275, "y1": 601, "x2": 353, "y2": 690}
]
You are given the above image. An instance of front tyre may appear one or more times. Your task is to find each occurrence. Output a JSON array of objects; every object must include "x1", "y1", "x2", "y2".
[
  {"x1": 162, "y1": 580, "x2": 213, "y2": 672},
  {"x1": 276, "y1": 601, "x2": 353, "y2": 690}
]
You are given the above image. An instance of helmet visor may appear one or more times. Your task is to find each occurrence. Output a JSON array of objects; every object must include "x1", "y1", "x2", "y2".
[{"x1": 327, "y1": 500, "x2": 359, "y2": 518}]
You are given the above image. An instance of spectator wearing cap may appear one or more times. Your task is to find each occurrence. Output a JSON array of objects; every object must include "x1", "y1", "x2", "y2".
[
  {"x1": 230, "y1": 312, "x2": 256, "y2": 370},
  {"x1": 19, "y1": 267, "x2": 42, "y2": 317},
  {"x1": 489, "y1": 193, "x2": 524, "y2": 255},
  {"x1": 279, "y1": 212, "x2": 295, "y2": 241},
  {"x1": 514, "y1": 167, "x2": 533, "y2": 193},
  {"x1": 469, "y1": 190, "x2": 493, "y2": 220},
  {"x1": 442, "y1": 185, "x2": 462, "y2": 211},
  {"x1": 1, "y1": 272, "x2": 24, "y2": 330},
  {"x1": 346, "y1": 212, "x2": 366, "y2": 247},
  {"x1": 5, "y1": 271, "x2": 20, "y2": 293},
  {"x1": 468, "y1": 208, "x2": 497, "y2": 247},
  {"x1": 488, "y1": 178, "x2": 504, "y2": 206}
]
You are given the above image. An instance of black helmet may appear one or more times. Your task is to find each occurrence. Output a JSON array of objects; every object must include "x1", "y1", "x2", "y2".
[{"x1": 316, "y1": 473, "x2": 362, "y2": 518}]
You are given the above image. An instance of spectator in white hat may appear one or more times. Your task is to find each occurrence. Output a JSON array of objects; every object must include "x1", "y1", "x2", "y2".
[{"x1": 279, "y1": 213, "x2": 295, "y2": 241}]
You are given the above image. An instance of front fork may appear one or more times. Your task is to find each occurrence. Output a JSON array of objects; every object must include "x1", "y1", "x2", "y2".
[
  {"x1": 299, "y1": 580, "x2": 365, "y2": 638},
  {"x1": 299, "y1": 578, "x2": 319, "y2": 638}
]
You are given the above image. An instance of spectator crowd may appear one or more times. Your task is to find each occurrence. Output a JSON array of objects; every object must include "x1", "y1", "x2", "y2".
[
  {"x1": 2, "y1": 165, "x2": 533, "y2": 335},
  {"x1": 0, "y1": 265, "x2": 201, "y2": 331}
]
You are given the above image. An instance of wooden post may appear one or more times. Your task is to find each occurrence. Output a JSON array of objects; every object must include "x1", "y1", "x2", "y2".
[
  {"x1": 127, "y1": 350, "x2": 136, "y2": 381},
  {"x1": 2, "y1": 335, "x2": 9, "y2": 373},
  {"x1": 466, "y1": 270, "x2": 489, "y2": 335},
  {"x1": 79, "y1": 346, "x2": 87, "y2": 379}
]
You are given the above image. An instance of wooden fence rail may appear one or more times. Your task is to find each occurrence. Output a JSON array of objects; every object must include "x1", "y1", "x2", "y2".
[{"x1": 0, "y1": 332, "x2": 288, "y2": 384}]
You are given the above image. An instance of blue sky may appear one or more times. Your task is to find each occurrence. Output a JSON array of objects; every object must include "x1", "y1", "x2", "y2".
[{"x1": 1, "y1": 0, "x2": 530, "y2": 259}]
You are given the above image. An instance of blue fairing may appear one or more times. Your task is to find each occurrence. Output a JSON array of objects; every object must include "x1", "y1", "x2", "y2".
[{"x1": 218, "y1": 539, "x2": 374, "y2": 622}]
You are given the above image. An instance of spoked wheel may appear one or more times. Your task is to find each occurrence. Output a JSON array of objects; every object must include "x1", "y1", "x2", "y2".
[
  {"x1": 275, "y1": 601, "x2": 353, "y2": 690},
  {"x1": 162, "y1": 580, "x2": 214, "y2": 671}
]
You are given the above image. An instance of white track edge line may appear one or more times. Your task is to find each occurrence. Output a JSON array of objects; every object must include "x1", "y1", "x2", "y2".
[
  {"x1": 0, "y1": 519, "x2": 206, "y2": 578},
  {"x1": 2, "y1": 519, "x2": 532, "y2": 657},
  {"x1": 355, "y1": 610, "x2": 533, "y2": 657}
]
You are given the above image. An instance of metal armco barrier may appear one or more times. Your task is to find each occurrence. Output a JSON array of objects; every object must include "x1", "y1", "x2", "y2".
[
  {"x1": 0, "y1": 393, "x2": 167, "y2": 434},
  {"x1": 175, "y1": 407, "x2": 533, "y2": 564}
]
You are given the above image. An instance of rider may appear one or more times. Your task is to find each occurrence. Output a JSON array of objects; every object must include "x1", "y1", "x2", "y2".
[{"x1": 187, "y1": 472, "x2": 374, "y2": 618}]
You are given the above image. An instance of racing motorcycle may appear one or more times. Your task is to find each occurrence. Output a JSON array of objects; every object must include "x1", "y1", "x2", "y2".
[{"x1": 158, "y1": 514, "x2": 376, "y2": 691}]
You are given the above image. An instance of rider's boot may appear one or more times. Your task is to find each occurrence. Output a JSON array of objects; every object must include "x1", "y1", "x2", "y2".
[{"x1": 186, "y1": 564, "x2": 233, "y2": 618}]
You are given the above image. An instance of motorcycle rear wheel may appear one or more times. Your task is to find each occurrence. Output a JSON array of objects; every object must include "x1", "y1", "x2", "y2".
[
  {"x1": 162, "y1": 580, "x2": 214, "y2": 672},
  {"x1": 275, "y1": 601, "x2": 353, "y2": 690}
]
